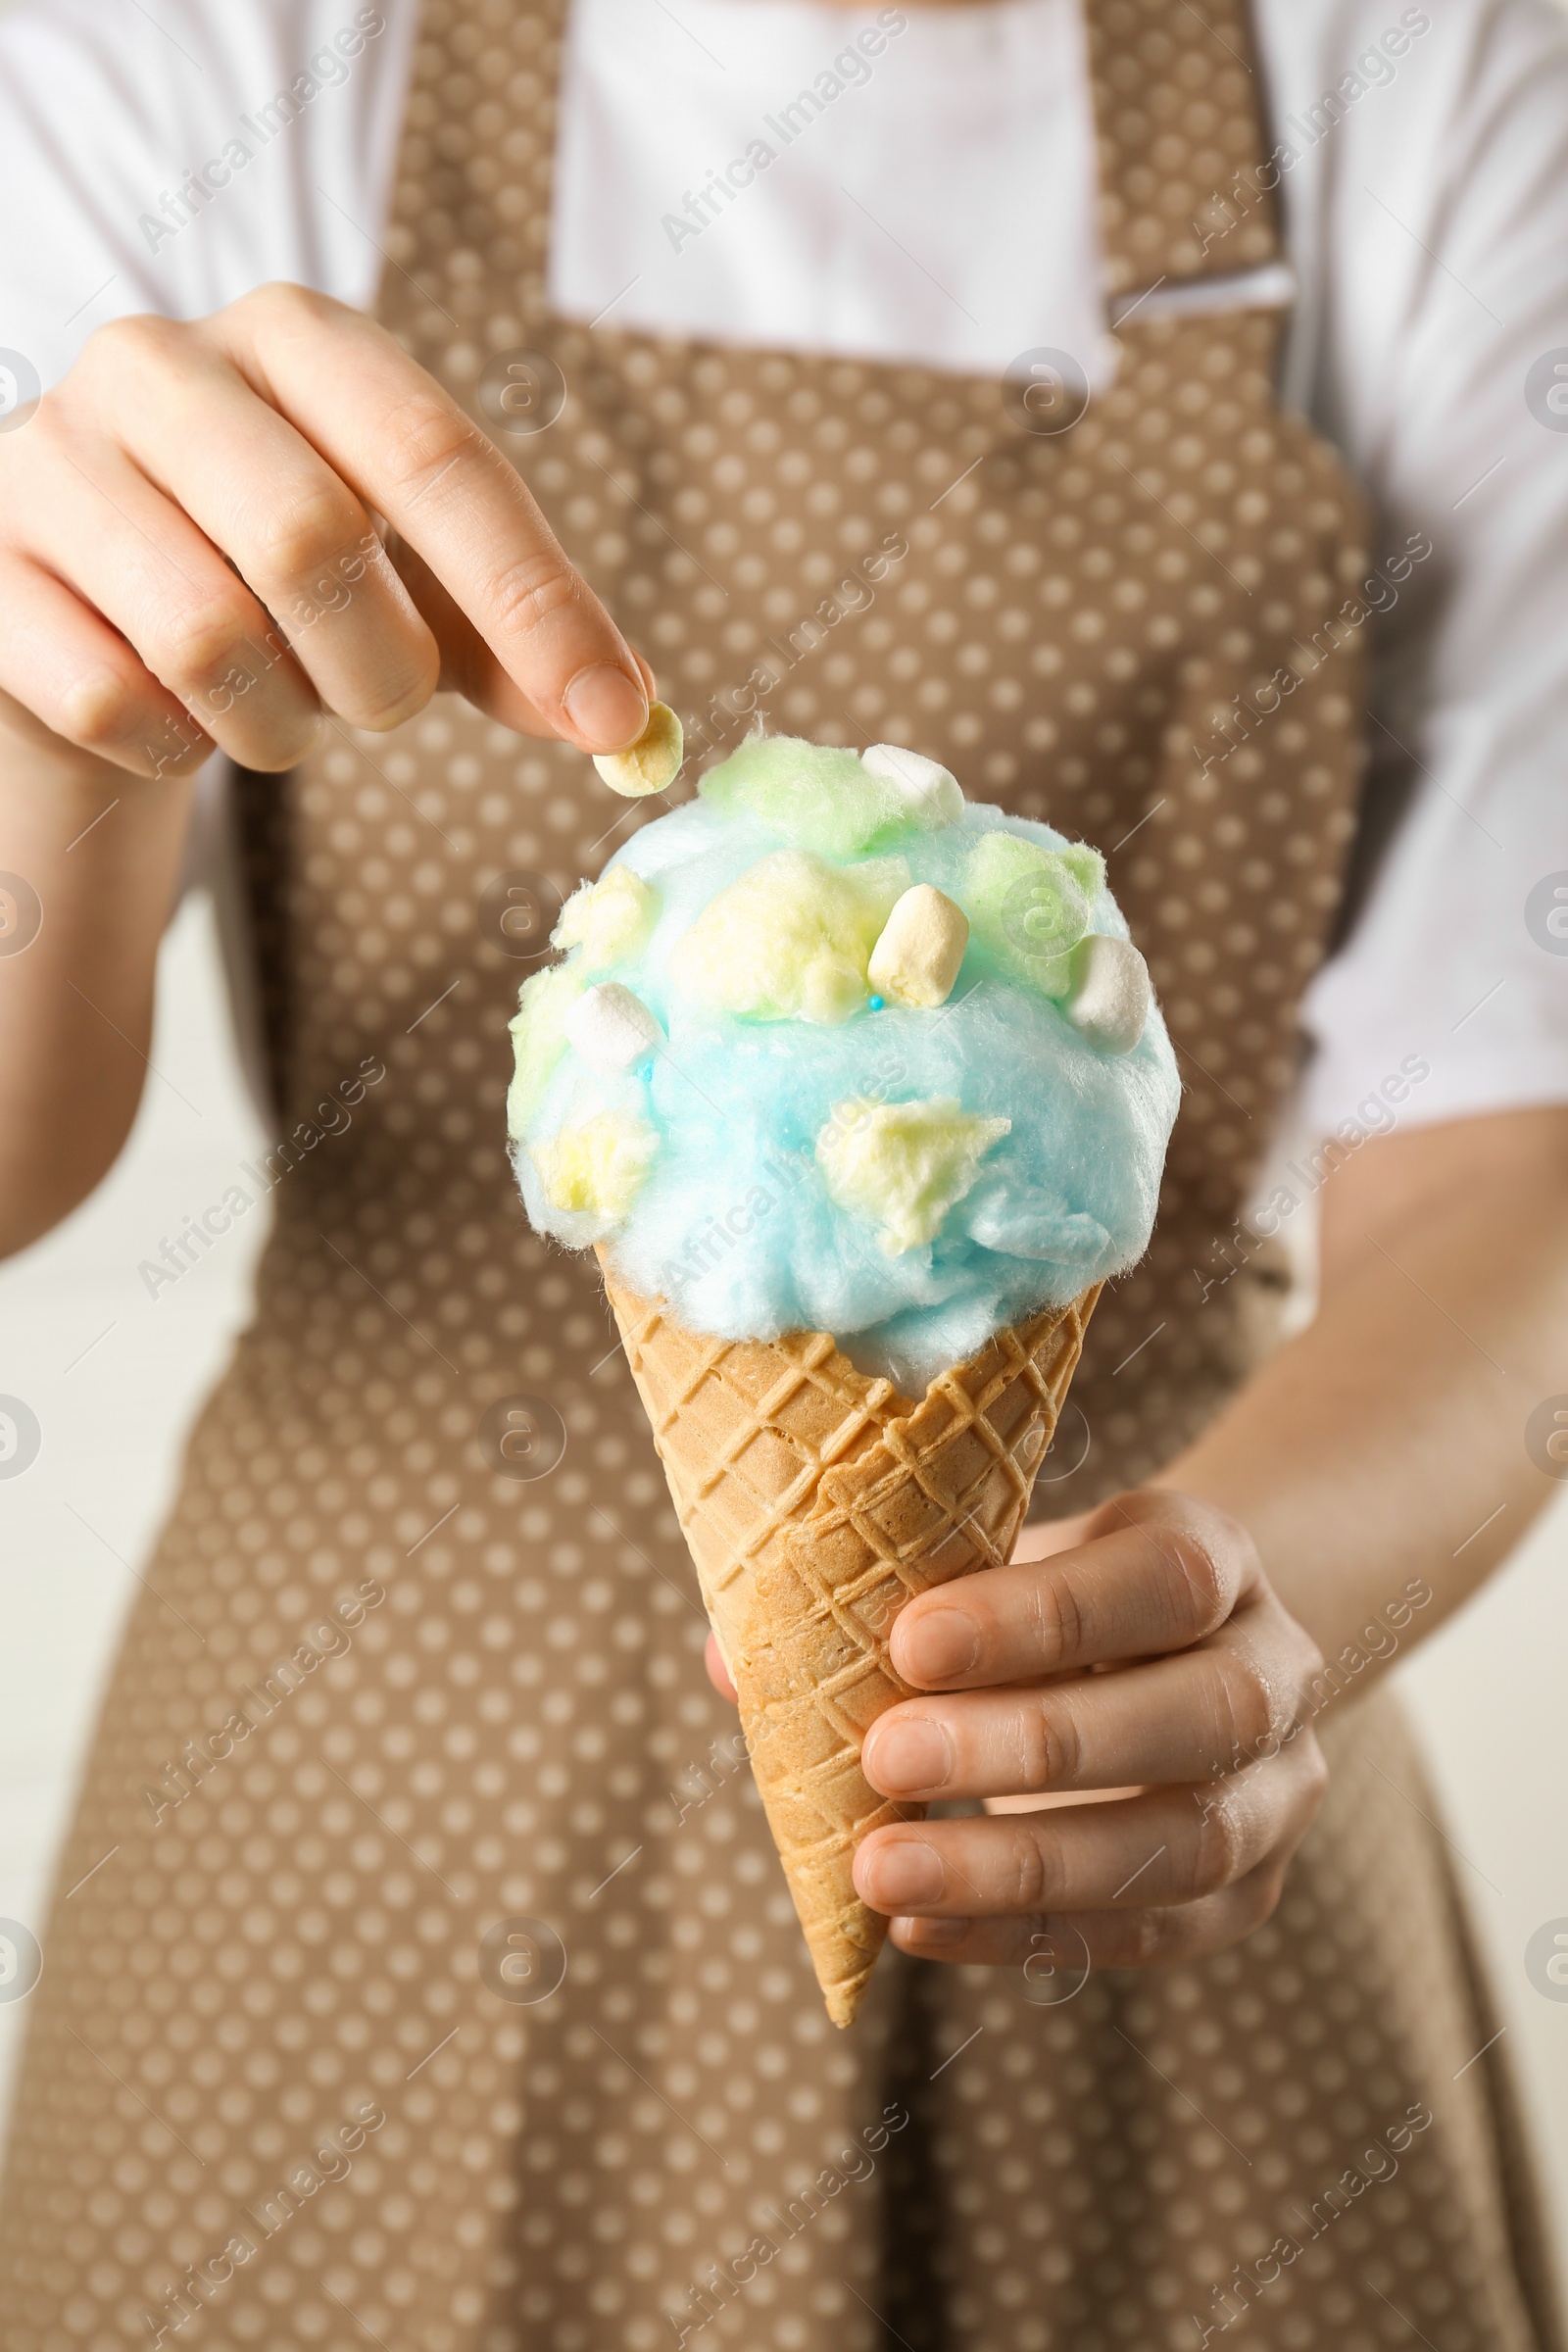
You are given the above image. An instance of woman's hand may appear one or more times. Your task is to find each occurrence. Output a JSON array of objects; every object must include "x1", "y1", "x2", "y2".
[
  {"x1": 0, "y1": 281, "x2": 651, "y2": 778},
  {"x1": 0, "y1": 281, "x2": 655, "y2": 1253},
  {"x1": 851, "y1": 1490, "x2": 1329, "y2": 1969}
]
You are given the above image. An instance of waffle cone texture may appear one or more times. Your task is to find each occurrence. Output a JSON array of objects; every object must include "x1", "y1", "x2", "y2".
[{"x1": 597, "y1": 1249, "x2": 1100, "y2": 2027}]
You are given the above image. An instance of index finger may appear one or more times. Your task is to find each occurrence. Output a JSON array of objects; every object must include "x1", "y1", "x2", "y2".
[
  {"x1": 889, "y1": 1494, "x2": 1252, "y2": 1690},
  {"x1": 209, "y1": 284, "x2": 650, "y2": 754}
]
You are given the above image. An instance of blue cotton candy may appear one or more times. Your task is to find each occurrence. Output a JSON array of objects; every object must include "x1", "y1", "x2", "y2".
[{"x1": 511, "y1": 745, "x2": 1180, "y2": 1396}]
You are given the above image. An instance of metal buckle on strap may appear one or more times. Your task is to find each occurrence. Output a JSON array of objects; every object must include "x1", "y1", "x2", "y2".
[{"x1": 1108, "y1": 261, "x2": 1298, "y2": 330}]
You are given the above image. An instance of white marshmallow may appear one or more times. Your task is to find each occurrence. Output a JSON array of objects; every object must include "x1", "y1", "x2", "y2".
[
  {"x1": 1062, "y1": 935, "x2": 1151, "y2": 1055},
  {"x1": 860, "y1": 743, "x2": 963, "y2": 832},
  {"x1": 564, "y1": 981, "x2": 663, "y2": 1074},
  {"x1": 868, "y1": 885, "x2": 969, "y2": 1008}
]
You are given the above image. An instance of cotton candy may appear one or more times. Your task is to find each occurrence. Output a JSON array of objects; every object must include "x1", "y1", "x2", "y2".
[
  {"x1": 965, "y1": 830, "x2": 1102, "y2": 997},
  {"x1": 668, "y1": 848, "x2": 907, "y2": 1025},
  {"x1": 531, "y1": 1111, "x2": 658, "y2": 1219},
  {"x1": 816, "y1": 1096, "x2": 1010, "y2": 1253},
  {"x1": 508, "y1": 735, "x2": 1180, "y2": 1393},
  {"x1": 699, "y1": 734, "x2": 956, "y2": 860},
  {"x1": 553, "y1": 866, "x2": 659, "y2": 969},
  {"x1": 507, "y1": 961, "x2": 583, "y2": 1138}
]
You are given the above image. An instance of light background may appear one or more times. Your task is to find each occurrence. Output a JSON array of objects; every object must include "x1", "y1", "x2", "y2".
[{"x1": 0, "y1": 0, "x2": 1566, "y2": 2295}]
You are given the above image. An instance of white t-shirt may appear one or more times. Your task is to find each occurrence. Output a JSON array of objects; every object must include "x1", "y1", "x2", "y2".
[{"x1": 1, "y1": 0, "x2": 1566, "y2": 1150}]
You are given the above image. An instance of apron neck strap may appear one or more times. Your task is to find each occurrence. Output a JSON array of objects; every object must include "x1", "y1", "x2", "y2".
[
  {"x1": 1082, "y1": 0, "x2": 1281, "y2": 299},
  {"x1": 399, "y1": 0, "x2": 1283, "y2": 329}
]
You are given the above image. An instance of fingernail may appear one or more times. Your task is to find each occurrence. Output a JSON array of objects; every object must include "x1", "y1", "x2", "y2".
[
  {"x1": 867, "y1": 1716, "x2": 953, "y2": 1795},
  {"x1": 564, "y1": 663, "x2": 648, "y2": 753},
  {"x1": 900, "y1": 1607, "x2": 979, "y2": 1686},
  {"x1": 861, "y1": 1839, "x2": 944, "y2": 1908}
]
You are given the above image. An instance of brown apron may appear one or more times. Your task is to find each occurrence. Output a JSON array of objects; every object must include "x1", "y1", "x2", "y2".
[{"x1": 1, "y1": 2, "x2": 1559, "y2": 2346}]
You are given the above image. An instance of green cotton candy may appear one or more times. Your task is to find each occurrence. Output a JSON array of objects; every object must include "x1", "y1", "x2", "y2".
[
  {"x1": 965, "y1": 830, "x2": 1105, "y2": 998},
  {"x1": 668, "y1": 847, "x2": 909, "y2": 1025},
  {"x1": 701, "y1": 735, "x2": 931, "y2": 859},
  {"x1": 506, "y1": 961, "x2": 584, "y2": 1138}
]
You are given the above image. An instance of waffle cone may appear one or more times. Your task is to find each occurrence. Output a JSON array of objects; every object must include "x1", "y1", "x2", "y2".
[{"x1": 597, "y1": 1248, "x2": 1099, "y2": 2028}]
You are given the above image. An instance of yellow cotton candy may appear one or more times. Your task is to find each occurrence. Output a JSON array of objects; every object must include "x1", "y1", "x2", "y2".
[
  {"x1": 531, "y1": 1112, "x2": 659, "y2": 1220},
  {"x1": 507, "y1": 962, "x2": 584, "y2": 1139},
  {"x1": 669, "y1": 848, "x2": 909, "y2": 1025},
  {"x1": 816, "y1": 1096, "x2": 1010, "y2": 1253},
  {"x1": 553, "y1": 865, "x2": 660, "y2": 970}
]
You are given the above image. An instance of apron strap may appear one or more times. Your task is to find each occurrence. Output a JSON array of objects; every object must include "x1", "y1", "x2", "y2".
[
  {"x1": 1083, "y1": 0, "x2": 1281, "y2": 298},
  {"x1": 406, "y1": 0, "x2": 1283, "y2": 325}
]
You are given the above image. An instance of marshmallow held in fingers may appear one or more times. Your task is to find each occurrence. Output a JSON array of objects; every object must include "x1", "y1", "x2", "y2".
[
  {"x1": 868, "y1": 884, "x2": 969, "y2": 1009},
  {"x1": 563, "y1": 981, "x2": 663, "y2": 1074},
  {"x1": 593, "y1": 702, "x2": 684, "y2": 797},
  {"x1": 1062, "y1": 935, "x2": 1151, "y2": 1055},
  {"x1": 860, "y1": 743, "x2": 962, "y2": 832}
]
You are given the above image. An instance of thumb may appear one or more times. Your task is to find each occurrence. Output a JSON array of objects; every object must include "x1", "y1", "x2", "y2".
[{"x1": 704, "y1": 1633, "x2": 738, "y2": 1705}]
